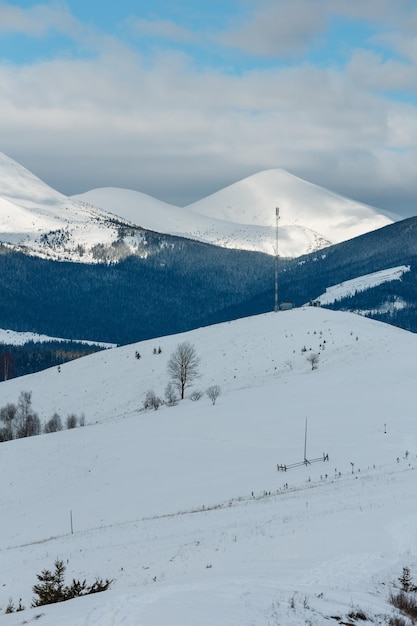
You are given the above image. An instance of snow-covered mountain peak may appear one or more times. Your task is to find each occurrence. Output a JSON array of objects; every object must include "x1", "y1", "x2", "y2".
[
  {"x1": 186, "y1": 167, "x2": 396, "y2": 244},
  {"x1": 0, "y1": 151, "x2": 66, "y2": 208},
  {"x1": 0, "y1": 153, "x2": 399, "y2": 260},
  {"x1": 0, "y1": 153, "x2": 147, "y2": 262},
  {"x1": 78, "y1": 167, "x2": 397, "y2": 258}
]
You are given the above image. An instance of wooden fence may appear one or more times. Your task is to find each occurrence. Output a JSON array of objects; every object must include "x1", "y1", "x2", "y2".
[{"x1": 277, "y1": 453, "x2": 329, "y2": 472}]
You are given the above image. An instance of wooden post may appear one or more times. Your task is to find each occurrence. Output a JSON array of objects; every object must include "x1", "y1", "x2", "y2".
[
  {"x1": 304, "y1": 418, "x2": 308, "y2": 464},
  {"x1": 70, "y1": 510, "x2": 73, "y2": 535}
]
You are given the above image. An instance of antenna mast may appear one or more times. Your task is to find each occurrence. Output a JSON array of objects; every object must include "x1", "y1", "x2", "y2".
[{"x1": 274, "y1": 207, "x2": 279, "y2": 312}]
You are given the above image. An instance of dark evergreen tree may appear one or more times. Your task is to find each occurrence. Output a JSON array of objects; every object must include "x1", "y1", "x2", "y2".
[
  {"x1": 32, "y1": 559, "x2": 112, "y2": 607},
  {"x1": 32, "y1": 559, "x2": 67, "y2": 607}
]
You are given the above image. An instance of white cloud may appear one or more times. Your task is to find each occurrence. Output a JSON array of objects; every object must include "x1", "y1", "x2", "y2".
[
  {"x1": 129, "y1": 18, "x2": 199, "y2": 44},
  {"x1": 0, "y1": 2, "x2": 80, "y2": 38},
  {"x1": 219, "y1": 0, "x2": 417, "y2": 60},
  {"x1": 1, "y1": 1, "x2": 417, "y2": 216},
  {"x1": 218, "y1": 0, "x2": 328, "y2": 57},
  {"x1": 347, "y1": 50, "x2": 417, "y2": 93}
]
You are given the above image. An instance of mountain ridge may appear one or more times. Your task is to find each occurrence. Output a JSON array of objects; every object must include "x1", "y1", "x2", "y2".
[
  {"x1": 76, "y1": 167, "x2": 396, "y2": 258},
  {"x1": 0, "y1": 151, "x2": 396, "y2": 260},
  {"x1": 1, "y1": 212, "x2": 417, "y2": 347},
  {"x1": 0, "y1": 152, "x2": 147, "y2": 263}
]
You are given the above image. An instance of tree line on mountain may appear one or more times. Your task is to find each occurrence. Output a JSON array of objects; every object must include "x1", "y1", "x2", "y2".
[
  {"x1": 0, "y1": 241, "x2": 278, "y2": 345},
  {"x1": 0, "y1": 340, "x2": 105, "y2": 382},
  {"x1": 1, "y1": 215, "x2": 417, "y2": 353},
  {"x1": 324, "y1": 264, "x2": 417, "y2": 332}
]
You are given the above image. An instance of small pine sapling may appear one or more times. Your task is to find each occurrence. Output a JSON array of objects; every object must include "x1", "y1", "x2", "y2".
[
  {"x1": 32, "y1": 558, "x2": 112, "y2": 607},
  {"x1": 398, "y1": 566, "x2": 417, "y2": 592}
]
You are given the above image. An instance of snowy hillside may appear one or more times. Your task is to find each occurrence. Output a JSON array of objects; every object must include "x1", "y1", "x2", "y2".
[
  {"x1": 187, "y1": 168, "x2": 397, "y2": 255},
  {"x1": 0, "y1": 151, "x2": 398, "y2": 259},
  {"x1": 77, "y1": 169, "x2": 397, "y2": 257},
  {"x1": 1, "y1": 307, "x2": 417, "y2": 624},
  {"x1": 0, "y1": 327, "x2": 115, "y2": 347},
  {"x1": 315, "y1": 265, "x2": 411, "y2": 305},
  {"x1": 0, "y1": 152, "x2": 146, "y2": 262}
]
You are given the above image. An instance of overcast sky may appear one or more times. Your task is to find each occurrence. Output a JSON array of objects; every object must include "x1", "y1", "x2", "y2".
[{"x1": 1, "y1": 0, "x2": 417, "y2": 216}]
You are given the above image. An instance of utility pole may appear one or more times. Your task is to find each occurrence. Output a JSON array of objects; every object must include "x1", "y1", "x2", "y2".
[{"x1": 274, "y1": 207, "x2": 280, "y2": 312}]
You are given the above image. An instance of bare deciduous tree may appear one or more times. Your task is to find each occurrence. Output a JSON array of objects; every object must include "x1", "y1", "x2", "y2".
[
  {"x1": 66, "y1": 413, "x2": 78, "y2": 429},
  {"x1": 206, "y1": 385, "x2": 221, "y2": 405},
  {"x1": 15, "y1": 391, "x2": 41, "y2": 438},
  {"x1": 167, "y1": 342, "x2": 200, "y2": 400},
  {"x1": 44, "y1": 413, "x2": 63, "y2": 434},
  {"x1": 164, "y1": 383, "x2": 178, "y2": 406},
  {"x1": 0, "y1": 402, "x2": 17, "y2": 441},
  {"x1": 306, "y1": 353, "x2": 320, "y2": 370}
]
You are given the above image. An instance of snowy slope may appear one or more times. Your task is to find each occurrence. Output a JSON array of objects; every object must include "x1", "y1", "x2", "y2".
[
  {"x1": 1, "y1": 308, "x2": 417, "y2": 624},
  {"x1": 0, "y1": 151, "x2": 399, "y2": 260},
  {"x1": 316, "y1": 265, "x2": 411, "y2": 304},
  {"x1": 187, "y1": 168, "x2": 396, "y2": 255},
  {"x1": 71, "y1": 186, "x2": 279, "y2": 255},
  {"x1": 0, "y1": 152, "x2": 145, "y2": 262},
  {"x1": 75, "y1": 168, "x2": 397, "y2": 257},
  {"x1": 0, "y1": 327, "x2": 115, "y2": 347}
]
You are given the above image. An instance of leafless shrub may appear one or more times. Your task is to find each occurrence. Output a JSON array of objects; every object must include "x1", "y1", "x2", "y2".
[
  {"x1": 206, "y1": 385, "x2": 221, "y2": 405},
  {"x1": 387, "y1": 616, "x2": 407, "y2": 626},
  {"x1": 389, "y1": 590, "x2": 417, "y2": 622},
  {"x1": 164, "y1": 383, "x2": 178, "y2": 406},
  {"x1": 347, "y1": 609, "x2": 367, "y2": 621},
  {"x1": 143, "y1": 389, "x2": 162, "y2": 411},
  {"x1": 190, "y1": 390, "x2": 203, "y2": 401}
]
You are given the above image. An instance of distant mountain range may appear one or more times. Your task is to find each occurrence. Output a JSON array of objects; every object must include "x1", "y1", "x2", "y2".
[
  {"x1": 1, "y1": 212, "x2": 417, "y2": 348},
  {"x1": 0, "y1": 152, "x2": 395, "y2": 260},
  {"x1": 75, "y1": 168, "x2": 396, "y2": 258},
  {"x1": 0, "y1": 151, "x2": 416, "y2": 351}
]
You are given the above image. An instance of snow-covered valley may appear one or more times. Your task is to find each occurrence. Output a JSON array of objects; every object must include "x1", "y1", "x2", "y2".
[{"x1": 1, "y1": 307, "x2": 416, "y2": 624}]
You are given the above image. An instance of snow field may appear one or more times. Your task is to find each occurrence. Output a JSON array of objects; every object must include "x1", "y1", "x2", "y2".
[{"x1": 1, "y1": 307, "x2": 417, "y2": 624}]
